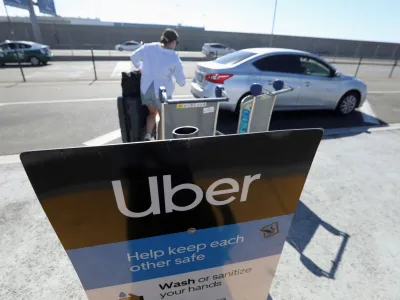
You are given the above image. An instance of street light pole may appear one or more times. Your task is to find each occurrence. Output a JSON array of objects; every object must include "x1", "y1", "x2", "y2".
[
  {"x1": 28, "y1": 0, "x2": 44, "y2": 43},
  {"x1": 3, "y1": 2, "x2": 15, "y2": 39},
  {"x1": 269, "y1": 0, "x2": 278, "y2": 47}
]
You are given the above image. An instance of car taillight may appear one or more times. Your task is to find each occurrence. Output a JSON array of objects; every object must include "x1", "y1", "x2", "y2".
[{"x1": 205, "y1": 74, "x2": 233, "y2": 84}]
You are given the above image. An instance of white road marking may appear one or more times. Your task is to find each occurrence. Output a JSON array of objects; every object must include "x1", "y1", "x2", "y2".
[
  {"x1": 83, "y1": 129, "x2": 121, "y2": 146},
  {"x1": 0, "y1": 154, "x2": 20, "y2": 165},
  {"x1": 359, "y1": 100, "x2": 380, "y2": 125},
  {"x1": 368, "y1": 91, "x2": 400, "y2": 94},
  {"x1": 0, "y1": 98, "x2": 115, "y2": 105},
  {"x1": 111, "y1": 61, "x2": 132, "y2": 78},
  {"x1": 0, "y1": 95, "x2": 194, "y2": 106},
  {"x1": 83, "y1": 115, "x2": 160, "y2": 146}
]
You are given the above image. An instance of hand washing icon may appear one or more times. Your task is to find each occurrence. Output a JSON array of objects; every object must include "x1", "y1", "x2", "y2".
[{"x1": 119, "y1": 292, "x2": 143, "y2": 300}]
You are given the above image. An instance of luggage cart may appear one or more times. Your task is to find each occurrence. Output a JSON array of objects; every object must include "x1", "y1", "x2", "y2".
[
  {"x1": 237, "y1": 80, "x2": 294, "y2": 134},
  {"x1": 158, "y1": 86, "x2": 229, "y2": 140}
]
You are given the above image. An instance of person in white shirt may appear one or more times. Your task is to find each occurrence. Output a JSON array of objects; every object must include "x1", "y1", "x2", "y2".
[{"x1": 131, "y1": 28, "x2": 186, "y2": 141}]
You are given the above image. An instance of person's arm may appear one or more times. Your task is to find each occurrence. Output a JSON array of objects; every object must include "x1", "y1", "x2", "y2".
[
  {"x1": 173, "y1": 58, "x2": 186, "y2": 87},
  {"x1": 130, "y1": 45, "x2": 145, "y2": 70}
]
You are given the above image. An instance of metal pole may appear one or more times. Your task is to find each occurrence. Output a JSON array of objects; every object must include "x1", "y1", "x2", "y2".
[
  {"x1": 374, "y1": 45, "x2": 380, "y2": 59},
  {"x1": 355, "y1": 42, "x2": 363, "y2": 58},
  {"x1": 269, "y1": 0, "x2": 278, "y2": 47},
  {"x1": 3, "y1": 2, "x2": 15, "y2": 39},
  {"x1": 389, "y1": 58, "x2": 397, "y2": 78},
  {"x1": 91, "y1": 47, "x2": 98, "y2": 81},
  {"x1": 28, "y1": 0, "x2": 44, "y2": 43},
  {"x1": 354, "y1": 57, "x2": 363, "y2": 77},
  {"x1": 392, "y1": 45, "x2": 399, "y2": 59},
  {"x1": 3, "y1": 4, "x2": 26, "y2": 82},
  {"x1": 333, "y1": 45, "x2": 339, "y2": 62}
]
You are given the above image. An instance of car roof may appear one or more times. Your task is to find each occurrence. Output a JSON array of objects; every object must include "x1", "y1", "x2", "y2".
[
  {"x1": 2, "y1": 40, "x2": 39, "y2": 45},
  {"x1": 243, "y1": 47, "x2": 310, "y2": 55}
]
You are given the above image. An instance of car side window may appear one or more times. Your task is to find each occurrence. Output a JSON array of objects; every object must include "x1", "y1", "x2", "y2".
[
  {"x1": 125, "y1": 42, "x2": 133, "y2": 45},
  {"x1": 0, "y1": 44, "x2": 9, "y2": 50},
  {"x1": 8, "y1": 43, "x2": 17, "y2": 50},
  {"x1": 299, "y1": 56, "x2": 331, "y2": 77},
  {"x1": 17, "y1": 43, "x2": 32, "y2": 49},
  {"x1": 253, "y1": 54, "x2": 303, "y2": 74}
]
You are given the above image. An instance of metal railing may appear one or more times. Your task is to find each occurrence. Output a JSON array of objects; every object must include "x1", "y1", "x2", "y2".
[{"x1": 1, "y1": 45, "x2": 399, "y2": 83}]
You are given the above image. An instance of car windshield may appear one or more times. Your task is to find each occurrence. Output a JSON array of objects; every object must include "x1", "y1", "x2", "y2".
[{"x1": 215, "y1": 51, "x2": 256, "y2": 65}]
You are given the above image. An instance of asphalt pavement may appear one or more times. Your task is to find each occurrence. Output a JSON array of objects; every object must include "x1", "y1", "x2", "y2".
[
  {"x1": 1, "y1": 80, "x2": 400, "y2": 156},
  {"x1": 1, "y1": 59, "x2": 400, "y2": 299},
  {"x1": 0, "y1": 60, "x2": 399, "y2": 83},
  {"x1": 1, "y1": 127, "x2": 400, "y2": 299}
]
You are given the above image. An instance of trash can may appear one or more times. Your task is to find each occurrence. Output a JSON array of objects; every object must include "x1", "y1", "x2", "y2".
[{"x1": 172, "y1": 126, "x2": 199, "y2": 139}]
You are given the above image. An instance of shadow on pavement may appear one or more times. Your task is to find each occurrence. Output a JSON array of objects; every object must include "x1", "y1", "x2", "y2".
[
  {"x1": 287, "y1": 201, "x2": 350, "y2": 279},
  {"x1": 217, "y1": 109, "x2": 387, "y2": 139}
]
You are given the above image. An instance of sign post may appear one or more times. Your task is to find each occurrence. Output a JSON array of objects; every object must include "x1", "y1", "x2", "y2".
[{"x1": 21, "y1": 129, "x2": 323, "y2": 300}]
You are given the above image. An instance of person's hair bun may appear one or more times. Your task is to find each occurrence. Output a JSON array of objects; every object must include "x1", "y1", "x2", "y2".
[{"x1": 161, "y1": 28, "x2": 179, "y2": 44}]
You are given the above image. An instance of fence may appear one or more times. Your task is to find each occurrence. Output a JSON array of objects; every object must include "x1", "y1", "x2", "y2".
[{"x1": 0, "y1": 46, "x2": 399, "y2": 84}]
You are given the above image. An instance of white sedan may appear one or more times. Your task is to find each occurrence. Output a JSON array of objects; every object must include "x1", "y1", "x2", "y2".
[
  {"x1": 202, "y1": 43, "x2": 236, "y2": 57},
  {"x1": 115, "y1": 41, "x2": 143, "y2": 51},
  {"x1": 192, "y1": 48, "x2": 367, "y2": 115}
]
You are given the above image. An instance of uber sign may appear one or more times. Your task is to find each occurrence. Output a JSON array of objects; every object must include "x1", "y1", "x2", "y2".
[{"x1": 21, "y1": 129, "x2": 322, "y2": 300}]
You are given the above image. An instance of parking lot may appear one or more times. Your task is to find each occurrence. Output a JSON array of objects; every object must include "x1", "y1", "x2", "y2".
[
  {"x1": 0, "y1": 56, "x2": 399, "y2": 83},
  {"x1": 1, "y1": 60, "x2": 400, "y2": 299}
]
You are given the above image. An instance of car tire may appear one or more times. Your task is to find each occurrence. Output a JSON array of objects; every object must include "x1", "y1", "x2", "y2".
[
  {"x1": 235, "y1": 92, "x2": 252, "y2": 114},
  {"x1": 30, "y1": 56, "x2": 40, "y2": 66},
  {"x1": 336, "y1": 91, "x2": 359, "y2": 115},
  {"x1": 42, "y1": 61, "x2": 48, "y2": 65},
  {"x1": 118, "y1": 47, "x2": 123, "y2": 51}
]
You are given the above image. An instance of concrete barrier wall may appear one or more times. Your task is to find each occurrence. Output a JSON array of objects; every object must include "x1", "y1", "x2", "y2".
[{"x1": 1, "y1": 21, "x2": 399, "y2": 59}]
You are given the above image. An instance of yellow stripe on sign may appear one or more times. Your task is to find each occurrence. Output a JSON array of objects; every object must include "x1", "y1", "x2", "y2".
[{"x1": 177, "y1": 104, "x2": 184, "y2": 109}]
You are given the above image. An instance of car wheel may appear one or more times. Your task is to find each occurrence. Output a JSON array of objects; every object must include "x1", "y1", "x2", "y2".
[
  {"x1": 30, "y1": 56, "x2": 40, "y2": 66},
  {"x1": 118, "y1": 47, "x2": 123, "y2": 51},
  {"x1": 336, "y1": 92, "x2": 359, "y2": 115},
  {"x1": 235, "y1": 93, "x2": 252, "y2": 114},
  {"x1": 41, "y1": 61, "x2": 48, "y2": 65}
]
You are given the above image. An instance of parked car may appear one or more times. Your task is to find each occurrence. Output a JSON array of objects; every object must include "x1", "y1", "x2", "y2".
[
  {"x1": 115, "y1": 40, "x2": 143, "y2": 51},
  {"x1": 0, "y1": 40, "x2": 52, "y2": 66},
  {"x1": 202, "y1": 43, "x2": 236, "y2": 57},
  {"x1": 191, "y1": 48, "x2": 367, "y2": 115}
]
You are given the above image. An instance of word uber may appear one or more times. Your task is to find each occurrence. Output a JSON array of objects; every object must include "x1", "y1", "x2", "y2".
[{"x1": 112, "y1": 174, "x2": 261, "y2": 218}]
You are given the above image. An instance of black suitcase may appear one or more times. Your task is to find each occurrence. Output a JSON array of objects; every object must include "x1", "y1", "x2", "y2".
[
  {"x1": 118, "y1": 71, "x2": 156, "y2": 142},
  {"x1": 117, "y1": 96, "x2": 148, "y2": 143}
]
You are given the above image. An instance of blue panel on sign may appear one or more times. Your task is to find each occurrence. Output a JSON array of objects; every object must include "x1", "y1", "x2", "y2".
[
  {"x1": 4, "y1": 0, "x2": 29, "y2": 10},
  {"x1": 37, "y1": 0, "x2": 57, "y2": 15}
]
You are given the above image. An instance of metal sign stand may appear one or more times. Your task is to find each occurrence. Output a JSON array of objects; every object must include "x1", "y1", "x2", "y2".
[
  {"x1": 237, "y1": 81, "x2": 294, "y2": 134},
  {"x1": 158, "y1": 86, "x2": 228, "y2": 140}
]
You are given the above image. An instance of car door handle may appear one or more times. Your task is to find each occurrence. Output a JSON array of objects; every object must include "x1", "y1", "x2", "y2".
[{"x1": 304, "y1": 81, "x2": 312, "y2": 87}]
